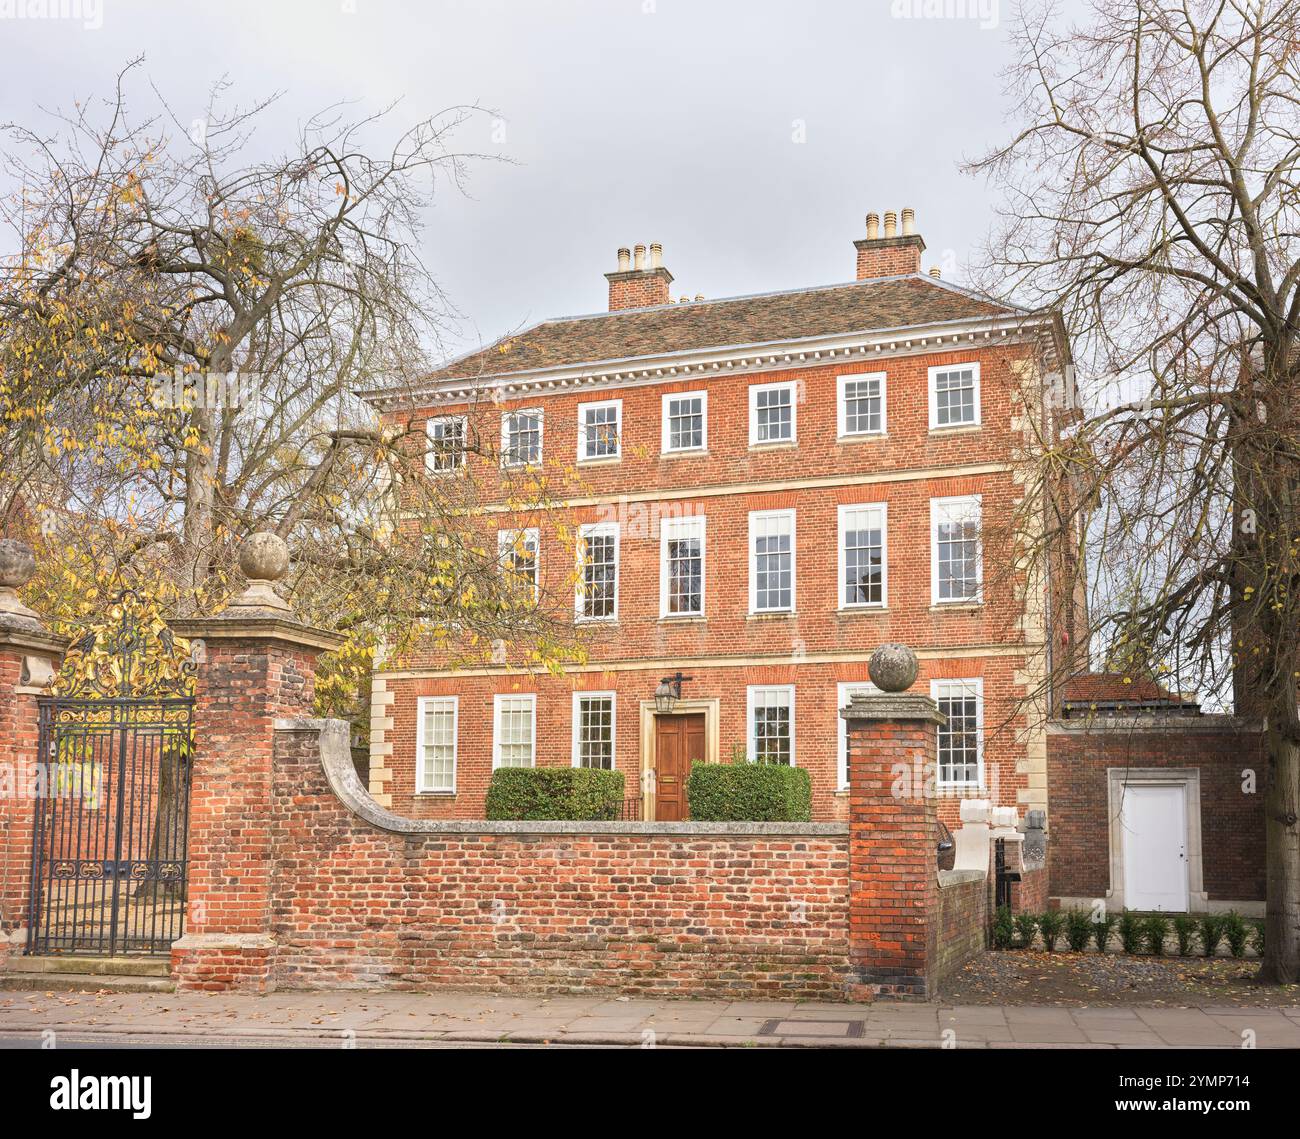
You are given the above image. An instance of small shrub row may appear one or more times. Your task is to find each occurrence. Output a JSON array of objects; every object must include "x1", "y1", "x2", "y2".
[
  {"x1": 485, "y1": 767, "x2": 625, "y2": 820},
  {"x1": 686, "y1": 756, "x2": 812, "y2": 822},
  {"x1": 997, "y1": 907, "x2": 1264, "y2": 956}
]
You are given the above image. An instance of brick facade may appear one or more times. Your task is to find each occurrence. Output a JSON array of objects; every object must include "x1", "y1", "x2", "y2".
[
  {"x1": 377, "y1": 331, "x2": 1053, "y2": 824},
  {"x1": 1046, "y1": 715, "x2": 1266, "y2": 908}
]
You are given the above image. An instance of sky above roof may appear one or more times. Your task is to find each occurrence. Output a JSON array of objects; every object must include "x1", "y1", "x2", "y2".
[{"x1": 0, "y1": 0, "x2": 1090, "y2": 363}]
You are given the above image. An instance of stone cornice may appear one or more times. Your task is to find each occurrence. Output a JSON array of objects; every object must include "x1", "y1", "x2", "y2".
[
  {"x1": 0, "y1": 624, "x2": 69, "y2": 657},
  {"x1": 840, "y1": 692, "x2": 946, "y2": 726},
  {"x1": 169, "y1": 616, "x2": 346, "y2": 653},
  {"x1": 362, "y1": 312, "x2": 1059, "y2": 412}
]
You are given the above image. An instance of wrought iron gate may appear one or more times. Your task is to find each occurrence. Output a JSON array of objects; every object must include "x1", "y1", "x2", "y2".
[{"x1": 27, "y1": 596, "x2": 195, "y2": 956}]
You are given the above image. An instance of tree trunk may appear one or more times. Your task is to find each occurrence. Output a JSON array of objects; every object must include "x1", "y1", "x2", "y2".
[
  {"x1": 1261, "y1": 702, "x2": 1300, "y2": 983},
  {"x1": 179, "y1": 403, "x2": 217, "y2": 601},
  {"x1": 133, "y1": 737, "x2": 186, "y2": 903}
]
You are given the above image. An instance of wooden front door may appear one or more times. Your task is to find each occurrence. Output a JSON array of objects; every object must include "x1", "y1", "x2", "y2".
[{"x1": 654, "y1": 713, "x2": 706, "y2": 821}]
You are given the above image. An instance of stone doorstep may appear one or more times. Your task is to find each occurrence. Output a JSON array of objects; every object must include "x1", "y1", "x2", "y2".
[
  {"x1": 5, "y1": 955, "x2": 171, "y2": 977},
  {"x1": 0, "y1": 972, "x2": 175, "y2": 994}
]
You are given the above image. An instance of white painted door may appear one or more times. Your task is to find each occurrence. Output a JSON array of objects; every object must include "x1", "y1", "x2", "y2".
[{"x1": 1121, "y1": 784, "x2": 1189, "y2": 911}]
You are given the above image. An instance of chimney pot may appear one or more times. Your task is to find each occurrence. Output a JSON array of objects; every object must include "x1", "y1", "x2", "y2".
[
  {"x1": 854, "y1": 207, "x2": 926, "y2": 280},
  {"x1": 606, "y1": 242, "x2": 673, "y2": 310},
  {"x1": 929, "y1": 266, "x2": 941, "y2": 279}
]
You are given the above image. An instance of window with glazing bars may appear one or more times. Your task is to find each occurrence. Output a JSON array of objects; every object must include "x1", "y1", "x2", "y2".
[
  {"x1": 664, "y1": 395, "x2": 705, "y2": 451},
  {"x1": 574, "y1": 695, "x2": 614, "y2": 769},
  {"x1": 751, "y1": 511, "x2": 794, "y2": 612},
  {"x1": 494, "y1": 695, "x2": 535, "y2": 768},
  {"x1": 578, "y1": 527, "x2": 617, "y2": 619},
  {"x1": 503, "y1": 410, "x2": 542, "y2": 465},
  {"x1": 748, "y1": 686, "x2": 793, "y2": 764},
  {"x1": 933, "y1": 681, "x2": 981, "y2": 785}
]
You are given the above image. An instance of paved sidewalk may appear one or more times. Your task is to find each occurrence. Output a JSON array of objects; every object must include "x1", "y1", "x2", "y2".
[{"x1": 2, "y1": 989, "x2": 1299, "y2": 1047}]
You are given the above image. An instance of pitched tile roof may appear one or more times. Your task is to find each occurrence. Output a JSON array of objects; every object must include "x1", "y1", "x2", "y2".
[
  {"x1": 416, "y1": 274, "x2": 1024, "y2": 386},
  {"x1": 1059, "y1": 672, "x2": 1199, "y2": 711}
]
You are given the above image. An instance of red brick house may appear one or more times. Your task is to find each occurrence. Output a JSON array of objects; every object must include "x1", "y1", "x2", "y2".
[{"x1": 360, "y1": 208, "x2": 1074, "y2": 829}]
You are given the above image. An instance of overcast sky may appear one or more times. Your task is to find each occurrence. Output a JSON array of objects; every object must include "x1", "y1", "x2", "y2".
[{"x1": 0, "y1": 0, "x2": 1087, "y2": 359}]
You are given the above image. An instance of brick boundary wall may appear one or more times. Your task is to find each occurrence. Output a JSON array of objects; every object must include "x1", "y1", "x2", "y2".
[
  {"x1": 1046, "y1": 715, "x2": 1265, "y2": 910},
  {"x1": 0, "y1": 625, "x2": 66, "y2": 969},
  {"x1": 843, "y1": 691, "x2": 987, "y2": 998},
  {"x1": 934, "y1": 871, "x2": 987, "y2": 982},
  {"x1": 167, "y1": 597, "x2": 993, "y2": 1001},
  {"x1": 216, "y1": 719, "x2": 855, "y2": 999}
]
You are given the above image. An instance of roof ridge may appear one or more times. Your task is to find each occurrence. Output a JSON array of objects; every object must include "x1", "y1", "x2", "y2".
[
  {"x1": 382, "y1": 273, "x2": 1034, "y2": 400},
  {"x1": 542, "y1": 273, "x2": 929, "y2": 324}
]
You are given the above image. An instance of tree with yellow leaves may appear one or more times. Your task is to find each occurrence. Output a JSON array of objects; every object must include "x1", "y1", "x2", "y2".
[{"x1": 1, "y1": 61, "x2": 582, "y2": 732}]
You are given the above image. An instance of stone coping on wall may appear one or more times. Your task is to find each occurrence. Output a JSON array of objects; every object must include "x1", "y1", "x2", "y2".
[
  {"x1": 937, "y1": 869, "x2": 985, "y2": 888},
  {"x1": 278, "y1": 717, "x2": 849, "y2": 838},
  {"x1": 1046, "y1": 713, "x2": 1260, "y2": 734}
]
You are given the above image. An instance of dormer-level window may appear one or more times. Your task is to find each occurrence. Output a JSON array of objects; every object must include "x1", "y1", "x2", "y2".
[
  {"x1": 577, "y1": 399, "x2": 622, "y2": 461},
  {"x1": 929, "y1": 363, "x2": 981, "y2": 428},
  {"x1": 749, "y1": 380, "x2": 797, "y2": 445},
  {"x1": 426, "y1": 415, "x2": 467, "y2": 473},
  {"x1": 661, "y1": 391, "x2": 707, "y2": 454},
  {"x1": 502, "y1": 409, "x2": 543, "y2": 467},
  {"x1": 837, "y1": 373, "x2": 885, "y2": 437}
]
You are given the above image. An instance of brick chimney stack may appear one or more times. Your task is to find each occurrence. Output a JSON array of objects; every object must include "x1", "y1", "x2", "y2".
[
  {"x1": 606, "y1": 241, "x2": 674, "y2": 310},
  {"x1": 854, "y1": 206, "x2": 926, "y2": 279}
]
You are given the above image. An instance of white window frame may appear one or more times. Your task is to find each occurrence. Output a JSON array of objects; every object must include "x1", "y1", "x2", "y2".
[
  {"x1": 748, "y1": 380, "x2": 798, "y2": 446},
  {"x1": 928, "y1": 362, "x2": 981, "y2": 430},
  {"x1": 930, "y1": 495, "x2": 983, "y2": 605},
  {"x1": 837, "y1": 502, "x2": 888, "y2": 609},
  {"x1": 576, "y1": 398, "x2": 623, "y2": 462},
  {"x1": 498, "y1": 527, "x2": 540, "y2": 602},
  {"x1": 570, "y1": 691, "x2": 617, "y2": 770},
  {"x1": 836, "y1": 681, "x2": 879, "y2": 790},
  {"x1": 748, "y1": 508, "x2": 796, "y2": 614},
  {"x1": 415, "y1": 695, "x2": 458, "y2": 793},
  {"x1": 500, "y1": 407, "x2": 544, "y2": 468},
  {"x1": 746, "y1": 684, "x2": 796, "y2": 766},
  {"x1": 575, "y1": 522, "x2": 620, "y2": 623},
  {"x1": 425, "y1": 415, "x2": 468, "y2": 474},
  {"x1": 837, "y1": 372, "x2": 887, "y2": 438},
  {"x1": 658, "y1": 514, "x2": 707, "y2": 618},
  {"x1": 930, "y1": 678, "x2": 984, "y2": 788},
  {"x1": 660, "y1": 390, "x2": 708, "y2": 454},
  {"x1": 492, "y1": 693, "x2": 537, "y2": 770}
]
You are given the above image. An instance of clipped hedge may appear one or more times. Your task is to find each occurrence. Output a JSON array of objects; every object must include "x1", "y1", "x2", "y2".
[
  {"x1": 484, "y1": 767, "x2": 625, "y2": 821},
  {"x1": 686, "y1": 761, "x2": 812, "y2": 822}
]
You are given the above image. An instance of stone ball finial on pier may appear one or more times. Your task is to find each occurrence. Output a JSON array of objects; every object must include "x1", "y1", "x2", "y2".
[
  {"x1": 867, "y1": 642, "x2": 919, "y2": 693},
  {"x1": 0, "y1": 538, "x2": 42, "y2": 630},
  {"x1": 227, "y1": 531, "x2": 292, "y2": 614}
]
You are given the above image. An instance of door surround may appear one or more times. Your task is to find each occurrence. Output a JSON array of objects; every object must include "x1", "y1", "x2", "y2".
[
  {"x1": 1106, "y1": 767, "x2": 1207, "y2": 912},
  {"x1": 639, "y1": 698, "x2": 720, "y2": 821}
]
